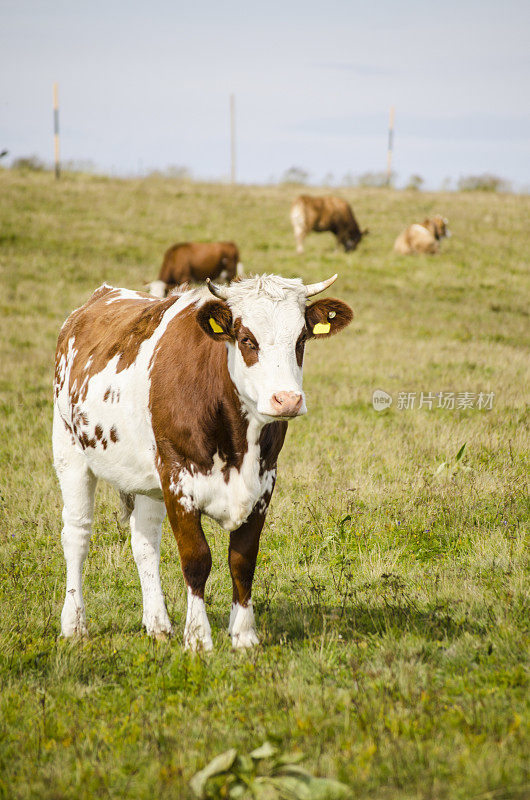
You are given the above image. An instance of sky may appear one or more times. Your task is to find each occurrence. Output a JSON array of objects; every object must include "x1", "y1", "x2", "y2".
[{"x1": 1, "y1": 0, "x2": 530, "y2": 188}]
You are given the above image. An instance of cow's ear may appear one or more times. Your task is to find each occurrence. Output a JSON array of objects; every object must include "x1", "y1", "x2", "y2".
[
  {"x1": 196, "y1": 300, "x2": 234, "y2": 341},
  {"x1": 305, "y1": 298, "x2": 353, "y2": 339}
]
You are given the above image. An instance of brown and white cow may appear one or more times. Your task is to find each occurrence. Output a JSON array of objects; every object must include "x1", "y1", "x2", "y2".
[
  {"x1": 290, "y1": 195, "x2": 368, "y2": 253},
  {"x1": 149, "y1": 241, "x2": 243, "y2": 298},
  {"x1": 393, "y1": 216, "x2": 451, "y2": 255},
  {"x1": 53, "y1": 274, "x2": 353, "y2": 649}
]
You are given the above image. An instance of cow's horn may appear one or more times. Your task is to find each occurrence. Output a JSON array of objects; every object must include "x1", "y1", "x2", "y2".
[
  {"x1": 304, "y1": 274, "x2": 338, "y2": 297},
  {"x1": 206, "y1": 278, "x2": 230, "y2": 300}
]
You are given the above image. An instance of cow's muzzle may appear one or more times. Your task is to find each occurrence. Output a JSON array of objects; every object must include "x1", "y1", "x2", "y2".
[{"x1": 269, "y1": 392, "x2": 304, "y2": 417}]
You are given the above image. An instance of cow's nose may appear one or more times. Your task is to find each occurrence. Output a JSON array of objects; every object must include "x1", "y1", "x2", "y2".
[{"x1": 270, "y1": 392, "x2": 303, "y2": 417}]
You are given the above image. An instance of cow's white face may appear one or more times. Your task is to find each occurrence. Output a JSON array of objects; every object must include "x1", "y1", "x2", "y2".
[
  {"x1": 227, "y1": 289, "x2": 307, "y2": 419},
  {"x1": 196, "y1": 275, "x2": 353, "y2": 423}
]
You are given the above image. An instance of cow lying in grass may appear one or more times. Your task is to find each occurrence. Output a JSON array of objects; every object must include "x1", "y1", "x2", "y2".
[
  {"x1": 53, "y1": 274, "x2": 353, "y2": 649},
  {"x1": 149, "y1": 241, "x2": 243, "y2": 298},
  {"x1": 393, "y1": 216, "x2": 450, "y2": 254}
]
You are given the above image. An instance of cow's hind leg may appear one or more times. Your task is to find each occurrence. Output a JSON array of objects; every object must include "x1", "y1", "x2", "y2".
[
  {"x1": 130, "y1": 494, "x2": 172, "y2": 638},
  {"x1": 228, "y1": 506, "x2": 267, "y2": 649},
  {"x1": 53, "y1": 410, "x2": 96, "y2": 637},
  {"x1": 290, "y1": 206, "x2": 306, "y2": 254}
]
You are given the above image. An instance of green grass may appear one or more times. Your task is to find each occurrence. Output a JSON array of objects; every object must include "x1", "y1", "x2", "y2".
[{"x1": 0, "y1": 170, "x2": 528, "y2": 800}]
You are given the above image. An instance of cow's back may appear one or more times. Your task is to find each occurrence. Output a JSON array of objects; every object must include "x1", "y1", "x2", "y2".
[
  {"x1": 159, "y1": 242, "x2": 239, "y2": 285},
  {"x1": 54, "y1": 285, "x2": 192, "y2": 493}
]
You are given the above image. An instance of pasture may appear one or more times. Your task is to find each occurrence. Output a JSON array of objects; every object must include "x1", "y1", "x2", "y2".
[{"x1": 0, "y1": 171, "x2": 528, "y2": 799}]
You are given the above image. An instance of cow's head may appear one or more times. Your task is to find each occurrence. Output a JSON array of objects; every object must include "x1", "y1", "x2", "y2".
[
  {"x1": 342, "y1": 228, "x2": 369, "y2": 252},
  {"x1": 196, "y1": 274, "x2": 353, "y2": 422},
  {"x1": 425, "y1": 216, "x2": 450, "y2": 240}
]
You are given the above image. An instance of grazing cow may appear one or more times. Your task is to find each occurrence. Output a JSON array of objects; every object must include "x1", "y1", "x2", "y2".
[
  {"x1": 53, "y1": 274, "x2": 353, "y2": 649},
  {"x1": 393, "y1": 216, "x2": 450, "y2": 255},
  {"x1": 290, "y1": 195, "x2": 368, "y2": 253},
  {"x1": 149, "y1": 241, "x2": 243, "y2": 298}
]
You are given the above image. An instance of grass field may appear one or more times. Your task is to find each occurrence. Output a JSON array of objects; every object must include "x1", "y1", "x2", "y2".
[{"x1": 0, "y1": 170, "x2": 528, "y2": 800}]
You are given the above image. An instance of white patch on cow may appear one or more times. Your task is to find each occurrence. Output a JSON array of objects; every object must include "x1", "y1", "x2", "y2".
[
  {"x1": 104, "y1": 287, "x2": 158, "y2": 304},
  {"x1": 149, "y1": 280, "x2": 167, "y2": 299},
  {"x1": 223, "y1": 275, "x2": 307, "y2": 421},
  {"x1": 236, "y1": 261, "x2": 245, "y2": 278},
  {"x1": 172, "y1": 418, "x2": 275, "y2": 530},
  {"x1": 184, "y1": 586, "x2": 212, "y2": 651},
  {"x1": 229, "y1": 601, "x2": 259, "y2": 648}
]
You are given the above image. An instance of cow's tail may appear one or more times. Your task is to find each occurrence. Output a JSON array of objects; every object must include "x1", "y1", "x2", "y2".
[{"x1": 118, "y1": 491, "x2": 135, "y2": 525}]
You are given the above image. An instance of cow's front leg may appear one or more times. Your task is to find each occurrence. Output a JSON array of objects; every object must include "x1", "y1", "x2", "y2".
[
  {"x1": 164, "y1": 490, "x2": 213, "y2": 651},
  {"x1": 228, "y1": 504, "x2": 268, "y2": 649}
]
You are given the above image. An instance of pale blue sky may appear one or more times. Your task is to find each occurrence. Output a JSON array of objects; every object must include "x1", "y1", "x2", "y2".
[{"x1": 1, "y1": 0, "x2": 529, "y2": 187}]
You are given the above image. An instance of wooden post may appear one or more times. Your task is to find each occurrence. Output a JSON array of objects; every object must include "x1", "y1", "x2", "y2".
[
  {"x1": 53, "y1": 83, "x2": 60, "y2": 180},
  {"x1": 386, "y1": 105, "x2": 395, "y2": 187},
  {"x1": 230, "y1": 93, "x2": 236, "y2": 184}
]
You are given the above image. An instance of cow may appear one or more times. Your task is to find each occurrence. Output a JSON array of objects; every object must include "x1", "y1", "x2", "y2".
[
  {"x1": 290, "y1": 195, "x2": 368, "y2": 253},
  {"x1": 53, "y1": 273, "x2": 353, "y2": 650},
  {"x1": 393, "y1": 216, "x2": 451, "y2": 255},
  {"x1": 148, "y1": 241, "x2": 243, "y2": 298}
]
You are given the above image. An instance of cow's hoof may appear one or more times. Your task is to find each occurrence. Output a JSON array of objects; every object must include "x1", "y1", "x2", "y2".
[
  {"x1": 61, "y1": 607, "x2": 88, "y2": 638},
  {"x1": 61, "y1": 624, "x2": 88, "y2": 639},
  {"x1": 143, "y1": 611, "x2": 173, "y2": 639},
  {"x1": 184, "y1": 631, "x2": 213, "y2": 652},
  {"x1": 232, "y1": 628, "x2": 259, "y2": 649}
]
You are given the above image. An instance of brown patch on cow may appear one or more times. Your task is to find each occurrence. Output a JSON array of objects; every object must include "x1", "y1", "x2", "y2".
[
  {"x1": 295, "y1": 330, "x2": 306, "y2": 367},
  {"x1": 151, "y1": 307, "x2": 249, "y2": 480},
  {"x1": 234, "y1": 318, "x2": 259, "y2": 367},
  {"x1": 95, "y1": 424, "x2": 103, "y2": 440},
  {"x1": 259, "y1": 422, "x2": 288, "y2": 472},
  {"x1": 54, "y1": 286, "x2": 178, "y2": 410},
  {"x1": 291, "y1": 195, "x2": 367, "y2": 252},
  {"x1": 305, "y1": 297, "x2": 354, "y2": 339},
  {"x1": 109, "y1": 425, "x2": 119, "y2": 443},
  {"x1": 159, "y1": 241, "x2": 240, "y2": 289},
  {"x1": 101, "y1": 438, "x2": 108, "y2": 450}
]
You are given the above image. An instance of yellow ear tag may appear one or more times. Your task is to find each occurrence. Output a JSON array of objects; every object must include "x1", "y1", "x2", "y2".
[
  {"x1": 209, "y1": 317, "x2": 224, "y2": 334},
  {"x1": 313, "y1": 321, "x2": 331, "y2": 335}
]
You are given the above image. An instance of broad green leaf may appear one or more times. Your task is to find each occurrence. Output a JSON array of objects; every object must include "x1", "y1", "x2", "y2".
[
  {"x1": 456, "y1": 443, "x2": 467, "y2": 461},
  {"x1": 189, "y1": 748, "x2": 238, "y2": 798},
  {"x1": 252, "y1": 779, "x2": 281, "y2": 800},
  {"x1": 275, "y1": 752, "x2": 306, "y2": 766},
  {"x1": 228, "y1": 782, "x2": 250, "y2": 799},
  {"x1": 250, "y1": 741, "x2": 277, "y2": 760},
  {"x1": 269, "y1": 773, "x2": 350, "y2": 800},
  {"x1": 435, "y1": 461, "x2": 448, "y2": 475}
]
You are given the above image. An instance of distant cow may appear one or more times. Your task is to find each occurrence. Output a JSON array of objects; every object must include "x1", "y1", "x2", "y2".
[
  {"x1": 149, "y1": 241, "x2": 243, "y2": 298},
  {"x1": 53, "y1": 273, "x2": 353, "y2": 650},
  {"x1": 393, "y1": 216, "x2": 450, "y2": 255},
  {"x1": 290, "y1": 195, "x2": 368, "y2": 253}
]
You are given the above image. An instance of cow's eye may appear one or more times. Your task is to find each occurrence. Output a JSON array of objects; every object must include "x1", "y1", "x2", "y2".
[{"x1": 241, "y1": 337, "x2": 257, "y2": 350}]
